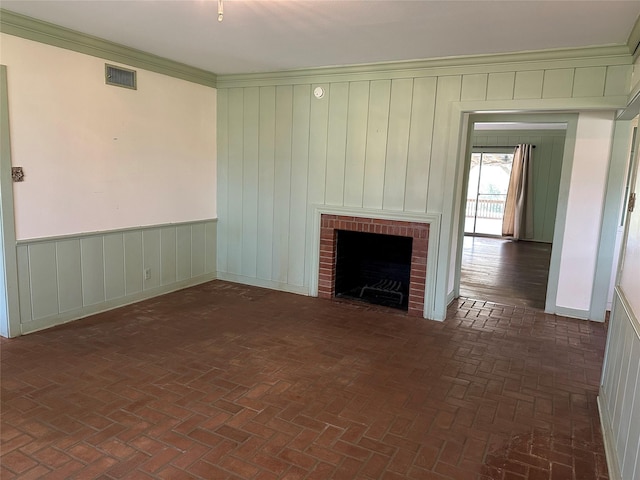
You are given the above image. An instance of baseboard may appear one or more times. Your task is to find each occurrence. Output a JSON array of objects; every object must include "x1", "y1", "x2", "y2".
[
  {"x1": 216, "y1": 271, "x2": 309, "y2": 296},
  {"x1": 446, "y1": 290, "x2": 456, "y2": 306},
  {"x1": 597, "y1": 393, "x2": 622, "y2": 480},
  {"x1": 553, "y1": 305, "x2": 597, "y2": 321},
  {"x1": 20, "y1": 274, "x2": 216, "y2": 335}
]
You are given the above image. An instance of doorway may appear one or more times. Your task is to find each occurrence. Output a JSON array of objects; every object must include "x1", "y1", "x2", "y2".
[{"x1": 458, "y1": 119, "x2": 567, "y2": 308}]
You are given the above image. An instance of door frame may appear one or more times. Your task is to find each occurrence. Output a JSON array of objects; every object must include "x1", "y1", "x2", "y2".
[
  {"x1": 0, "y1": 64, "x2": 21, "y2": 337},
  {"x1": 453, "y1": 111, "x2": 578, "y2": 313}
]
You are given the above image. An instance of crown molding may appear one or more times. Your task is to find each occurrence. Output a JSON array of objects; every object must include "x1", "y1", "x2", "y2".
[
  {"x1": 1, "y1": 7, "x2": 633, "y2": 91},
  {"x1": 0, "y1": 9, "x2": 217, "y2": 88},
  {"x1": 217, "y1": 45, "x2": 632, "y2": 88}
]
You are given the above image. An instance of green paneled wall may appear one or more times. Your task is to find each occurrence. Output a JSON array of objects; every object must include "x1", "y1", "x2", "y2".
[
  {"x1": 15, "y1": 220, "x2": 217, "y2": 334},
  {"x1": 217, "y1": 56, "x2": 631, "y2": 317},
  {"x1": 471, "y1": 130, "x2": 566, "y2": 243}
]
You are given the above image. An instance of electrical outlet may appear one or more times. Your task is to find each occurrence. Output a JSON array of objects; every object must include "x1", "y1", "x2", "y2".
[{"x1": 144, "y1": 268, "x2": 151, "y2": 280}]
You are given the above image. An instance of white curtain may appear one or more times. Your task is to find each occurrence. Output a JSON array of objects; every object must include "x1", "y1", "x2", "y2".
[{"x1": 502, "y1": 144, "x2": 534, "y2": 240}]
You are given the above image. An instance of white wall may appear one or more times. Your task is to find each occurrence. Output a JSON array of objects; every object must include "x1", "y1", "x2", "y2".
[
  {"x1": 0, "y1": 33, "x2": 218, "y2": 336},
  {"x1": 0, "y1": 33, "x2": 217, "y2": 240},
  {"x1": 556, "y1": 112, "x2": 615, "y2": 312}
]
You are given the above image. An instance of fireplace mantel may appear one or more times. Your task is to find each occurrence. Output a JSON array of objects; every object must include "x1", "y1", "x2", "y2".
[{"x1": 308, "y1": 206, "x2": 441, "y2": 320}]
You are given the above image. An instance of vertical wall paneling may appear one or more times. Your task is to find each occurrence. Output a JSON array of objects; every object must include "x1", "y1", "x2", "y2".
[
  {"x1": 362, "y1": 80, "x2": 392, "y2": 209},
  {"x1": 191, "y1": 223, "x2": 206, "y2": 278},
  {"x1": 604, "y1": 65, "x2": 632, "y2": 97},
  {"x1": 56, "y1": 239, "x2": 82, "y2": 313},
  {"x1": 104, "y1": 233, "x2": 125, "y2": 300},
  {"x1": 205, "y1": 221, "x2": 217, "y2": 274},
  {"x1": 227, "y1": 88, "x2": 245, "y2": 275},
  {"x1": 543, "y1": 135, "x2": 566, "y2": 241},
  {"x1": 599, "y1": 291, "x2": 640, "y2": 480},
  {"x1": 80, "y1": 236, "x2": 106, "y2": 306},
  {"x1": 573, "y1": 67, "x2": 606, "y2": 97},
  {"x1": 16, "y1": 245, "x2": 32, "y2": 323},
  {"x1": 461, "y1": 73, "x2": 488, "y2": 101},
  {"x1": 216, "y1": 54, "x2": 631, "y2": 323},
  {"x1": 288, "y1": 85, "x2": 311, "y2": 287},
  {"x1": 486, "y1": 72, "x2": 515, "y2": 100},
  {"x1": 217, "y1": 89, "x2": 229, "y2": 273},
  {"x1": 382, "y1": 78, "x2": 413, "y2": 211},
  {"x1": 542, "y1": 69, "x2": 574, "y2": 98},
  {"x1": 343, "y1": 81, "x2": 370, "y2": 208},
  {"x1": 257, "y1": 86, "x2": 277, "y2": 280},
  {"x1": 305, "y1": 82, "x2": 331, "y2": 291},
  {"x1": 427, "y1": 76, "x2": 462, "y2": 213},
  {"x1": 29, "y1": 243, "x2": 59, "y2": 320},
  {"x1": 242, "y1": 87, "x2": 260, "y2": 278},
  {"x1": 176, "y1": 224, "x2": 192, "y2": 282},
  {"x1": 325, "y1": 82, "x2": 349, "y2": 206},
  {"x1": 514, "y1": 70, "x2": 544, "y2": 99},
  {"x1": 307, "y1": 84, "x2": 330, "y2": 207},
  {"x1": 405, "y1": 77, "x2": 437, "y2": 212},
  {"x1": 15, "y1": 220, "x2": 216, "y2": 333},
  {"x1": 272, "y1": 86, "x2": 294, "y2": 283},
  {"x1": 142, "y1": 229, "x2": 161, "y2": 290},
  {"x1": 160, "y1": 227, "x2": 177, "y2": 286},
  {"x1": 529, "y1": 134, "x2": 546, "y2": 238}
]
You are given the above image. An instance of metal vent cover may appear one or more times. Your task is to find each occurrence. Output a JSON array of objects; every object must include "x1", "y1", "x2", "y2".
[{"x1": 105, "y1": 64, "x2": 136, "y2": 89}]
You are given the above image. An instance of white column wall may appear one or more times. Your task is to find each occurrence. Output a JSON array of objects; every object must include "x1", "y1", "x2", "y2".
[{"x1": 556, "y1": 112, "x2": 615, "y2": 312}]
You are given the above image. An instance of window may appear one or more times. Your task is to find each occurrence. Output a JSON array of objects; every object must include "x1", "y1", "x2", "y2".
[{"x1": 465, "y1": 152, "x2": 514, "y2": 236}]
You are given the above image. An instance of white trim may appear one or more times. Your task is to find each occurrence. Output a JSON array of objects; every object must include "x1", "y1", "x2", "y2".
[
  {"x1": 553, "y1": 306, "x2": 593, "y2": 321},
  {"x1": 0, "y1": 64, "x2": 20, "y2": 338},
  {"x1": 307, "y1": 205, "x2": 442, "y2": 320},
  {"x1": 15, "y1": 218, "x2": 218, "y2": 245},
  {"x1": 447, "y1": 100, "x2": 629, "y2": 323}
]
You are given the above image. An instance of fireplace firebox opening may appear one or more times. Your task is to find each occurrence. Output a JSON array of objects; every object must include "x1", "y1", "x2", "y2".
[
  {"x1": 335, "y1": 230, "x2": 412, "y2": 310},
  {"x1": 318, "y1": 214, "x2": 429, "y2": 317}
]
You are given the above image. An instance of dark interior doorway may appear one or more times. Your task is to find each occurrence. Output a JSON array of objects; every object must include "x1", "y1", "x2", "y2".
[{"x1": 335, "y1": 230, "x2": 412, "y2": 310}]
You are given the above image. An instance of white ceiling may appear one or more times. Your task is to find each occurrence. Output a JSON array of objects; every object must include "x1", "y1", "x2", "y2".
[{"x1": 2, "y1": 0, "x2": 640, "y2": 76}]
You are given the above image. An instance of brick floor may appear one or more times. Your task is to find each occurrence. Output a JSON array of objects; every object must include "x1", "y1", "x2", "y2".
[{"x1": 0, "y1": 280, "x2": 609, "y2": 479}]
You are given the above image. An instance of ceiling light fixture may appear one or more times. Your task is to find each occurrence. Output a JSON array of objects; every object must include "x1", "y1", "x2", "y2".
[{"x1": 218, "y1": 0, "x2": 223, "y2": 22}]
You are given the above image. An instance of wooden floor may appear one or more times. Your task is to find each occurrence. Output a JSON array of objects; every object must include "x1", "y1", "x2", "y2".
[{"x1": 460, "y1": 236, "x2": 552, "y2": 309}]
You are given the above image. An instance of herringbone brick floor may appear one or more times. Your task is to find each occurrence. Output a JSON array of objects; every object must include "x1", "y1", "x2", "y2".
[{"x1": 0, "y1": 280, "x2": 609, "y2": 479}]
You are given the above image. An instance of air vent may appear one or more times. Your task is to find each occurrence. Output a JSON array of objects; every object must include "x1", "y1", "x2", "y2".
[{"x1": 105, "y1": 64, "x2": 136, "y2": 89}]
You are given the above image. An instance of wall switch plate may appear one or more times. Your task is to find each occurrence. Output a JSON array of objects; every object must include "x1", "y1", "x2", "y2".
[{"x1": 11, "y1": 167, "x2": 24, "y2": 182}]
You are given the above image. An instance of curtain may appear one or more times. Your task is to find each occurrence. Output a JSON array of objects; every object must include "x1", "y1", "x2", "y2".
[{"x1": 502, "y1": 144, "x2": 534, "y2": 240}]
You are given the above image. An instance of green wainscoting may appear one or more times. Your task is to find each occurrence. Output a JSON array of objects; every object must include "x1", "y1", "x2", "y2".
[
  {"x1": 599, "y1": 288, "x2": 640, "y2": 480},
  {"x1": 217, "y1": 51, "x2": 631, "y2": 320},
  {"x1": 15, "y1": 220, "x2": 217, "y2": 334}
]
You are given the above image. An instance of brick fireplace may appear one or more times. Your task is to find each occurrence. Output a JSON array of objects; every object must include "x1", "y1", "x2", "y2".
[{"x1": 318, "y1": 214, "x2": 429, "y2": 316}]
